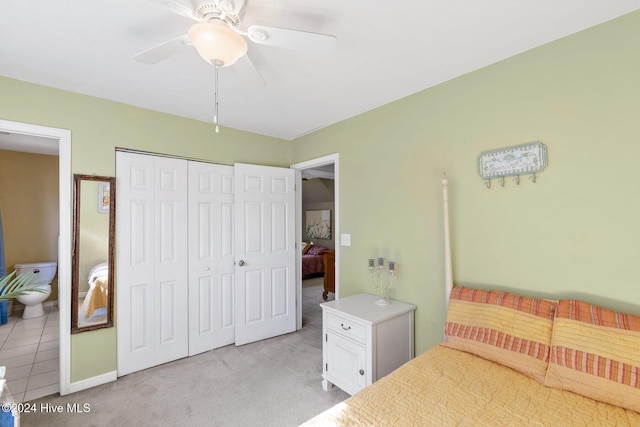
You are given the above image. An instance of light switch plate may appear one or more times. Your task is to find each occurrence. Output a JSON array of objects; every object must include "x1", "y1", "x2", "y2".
[{"x1": 340, "y1": 233, "x2": 351, "y2": 246}]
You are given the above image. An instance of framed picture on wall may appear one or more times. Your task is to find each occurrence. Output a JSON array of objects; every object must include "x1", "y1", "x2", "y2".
[
  {"x1": 306, "y1": 209, "x2": 331, "y2": 239},
  {"x1": 98, "y1": 182, "x2": 110, "y2": 213}
]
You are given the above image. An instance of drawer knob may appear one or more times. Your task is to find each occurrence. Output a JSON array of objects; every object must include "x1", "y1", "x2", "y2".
[
  {"x1": 341, "y1": 323, "x2": 351, "y2": 331},
  {"x1": 359, "y1": 369, "x2": 365, "y2": 376}
]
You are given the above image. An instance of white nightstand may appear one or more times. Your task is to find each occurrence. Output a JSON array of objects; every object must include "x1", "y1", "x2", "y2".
[{"x1": 321, "y1": 293, "x2": 416, "y2": 395}]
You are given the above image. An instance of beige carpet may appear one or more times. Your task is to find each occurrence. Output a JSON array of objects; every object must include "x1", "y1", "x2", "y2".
[{"x1": 22, "y1": 278, "x2": 346, "y2": 426}]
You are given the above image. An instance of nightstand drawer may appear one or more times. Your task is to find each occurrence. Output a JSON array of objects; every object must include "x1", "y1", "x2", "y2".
[{"x1": 326, "y1": 313, "x2": 366, "y2": 343}]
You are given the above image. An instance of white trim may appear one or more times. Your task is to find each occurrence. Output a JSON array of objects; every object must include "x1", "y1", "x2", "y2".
[
  {"x1": 291, "y1": 153, "x2": 340, "y2": 330},
  {"x1": 442, "y1": 174, "x2": 453, "y2": 313},
  {"x1": 68, "y1": 371, "x2": 117, "y2": 394},
  {"x1": 0, "y1": 119, "x2": 72, "y2": 396}
]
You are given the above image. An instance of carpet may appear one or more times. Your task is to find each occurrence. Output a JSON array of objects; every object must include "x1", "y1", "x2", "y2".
[{"x1": 21, "y1": 279, "x2": 347, "y2": 426}]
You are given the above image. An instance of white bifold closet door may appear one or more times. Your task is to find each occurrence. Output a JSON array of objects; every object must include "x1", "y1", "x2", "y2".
[
  {"x1": 117, "y1": 153, "x2": 296, "y2": 376},
  {"x1": 116, "y1": 152, "x2": 189, "y2": 376},
  {"x1": 188, "y1": 161, "x2": 235, "y2": 356}
]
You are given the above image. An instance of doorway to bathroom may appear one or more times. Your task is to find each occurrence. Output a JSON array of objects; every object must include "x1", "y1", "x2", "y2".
[{"x1": 0, "y1": 119, "x2": 72, "y2": 401}]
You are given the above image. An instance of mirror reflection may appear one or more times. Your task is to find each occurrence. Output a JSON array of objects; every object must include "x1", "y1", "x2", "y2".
[{"x1": 71, "y1": 174, "x2": 115, "y2": 333}]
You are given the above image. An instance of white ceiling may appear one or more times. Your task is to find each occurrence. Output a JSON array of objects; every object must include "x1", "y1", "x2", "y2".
[
  {"x1": 1, "y1": 1, "x2": 638, "y2": 141},
  {"x1": 302, "y1": 164, "x2": 334, "y2": 180},
  {"x1": 0, "y1": 131, "x2": 59, "y2": 156}
]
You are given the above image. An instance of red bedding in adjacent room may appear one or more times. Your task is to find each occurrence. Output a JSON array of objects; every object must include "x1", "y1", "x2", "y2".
[{"x1": 302, "y1": 244, "x2": 329, "y2": 277}]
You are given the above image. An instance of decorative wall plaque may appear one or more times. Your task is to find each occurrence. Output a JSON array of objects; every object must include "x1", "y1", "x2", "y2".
[{"x1": 478, "y1": 142, "x2": 547, "y2": 179}]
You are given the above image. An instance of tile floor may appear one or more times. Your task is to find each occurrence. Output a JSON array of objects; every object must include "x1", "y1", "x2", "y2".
[{"x1": 0, "y1": 305, "x2": 59, "y2": 403}]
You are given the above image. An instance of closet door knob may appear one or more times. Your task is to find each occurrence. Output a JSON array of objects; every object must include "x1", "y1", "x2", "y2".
[
  {"x1": 237, "y1": 260, "x2": 246, "y2": 266},
  {"x1": 359, "y1": 369, "x2": 365, "y2": 376}
]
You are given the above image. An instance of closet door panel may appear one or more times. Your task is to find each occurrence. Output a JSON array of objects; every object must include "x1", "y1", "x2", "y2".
[
  {"x1": 117, "y1": 152, "x2": 157, "y2": 376},
  {"x1": 234, "y1": 163, "x2": 296, "y2": 346},
  {"x1": 188, "y1": 162, "x2": 235, "y2": 356},
  {"x1": 130, "y1": 200, "x2": 151, "y2": 264},
  {"x1": 221, "y1": 273, "x2": 234, "y2": 328},
  {"x1": 244, "y1": 202, "x2": 264, "y2": 253},
  {"x1": 244, "y1": 269, "x2": 264, "y2": 323},
  {"x1": 154, "y1": 156, "x2": 189, "y2": 364},
  {"x1": 221, "y1": 202, "x2": 233, "y2": 257},
  {"x1": 129, "y1": 283, "x2": 151, "y2": 351},
  {"x1": 197, "y1": 277, "x2": 214, "y2": 333},
  {"x1": 271, "y1": 267, "x2": 288, "y2": 317},
  {"x1": 159, "y1": 279, "x2": 178, "y2": 343}
]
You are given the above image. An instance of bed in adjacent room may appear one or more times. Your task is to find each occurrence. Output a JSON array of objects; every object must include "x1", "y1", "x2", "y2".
[{"x1": 301, "y1": 243, "x2": 330, "y2": 277}]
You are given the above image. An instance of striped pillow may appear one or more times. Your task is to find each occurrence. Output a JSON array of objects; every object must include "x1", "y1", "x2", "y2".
[
  {"x1": 443, "y1": 286, "x2": 557, "y2": 383},
  {"x1": 545, "y1": 300, "x2": 640, "y2": 413}
]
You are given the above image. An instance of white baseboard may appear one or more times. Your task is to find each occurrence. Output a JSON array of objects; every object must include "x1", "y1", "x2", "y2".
[{"x1": 67, "y1": 371, "x2": 117, "y2": 395}]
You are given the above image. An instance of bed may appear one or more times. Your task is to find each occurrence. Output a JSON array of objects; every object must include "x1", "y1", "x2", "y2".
[
  {"x1": 304, "y1": 287, "x2": 640, "y2": 426},
  {"x1": 302, "y1": 176, "x2": 640, "y2": 426},
  {"x1": 302, "y1": 243, "x2": 330, "y2": 277},
  {"x1": 82, "y1": 262, "x2": 109, "y2": 318},
  {"x1": 303, "y1": 343, "x2": 640, "y2": 426}
]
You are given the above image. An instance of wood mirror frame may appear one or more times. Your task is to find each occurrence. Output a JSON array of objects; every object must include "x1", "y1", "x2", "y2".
[{"x1": 71, "y1": 174, "x2": 116, "y2": 333}]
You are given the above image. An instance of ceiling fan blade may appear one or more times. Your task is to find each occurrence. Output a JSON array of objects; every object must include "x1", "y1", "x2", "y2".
[
  {"x1": 133, "y1": 34, "x2": 190, "y2": 64},
  {"x1": 247, "y1": 25, "x2": 336, "y2": 55},
  {"x1": 232, "y1": 54, "x2": 266, "y2": 89}
]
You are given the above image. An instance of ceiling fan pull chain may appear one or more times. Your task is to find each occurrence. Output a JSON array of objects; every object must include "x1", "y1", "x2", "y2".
[{"x1": 214, "y1": 62, "x2": 220, "y2": 133}]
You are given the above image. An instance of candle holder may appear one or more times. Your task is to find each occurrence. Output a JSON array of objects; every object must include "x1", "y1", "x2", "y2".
[{"x1": 368, "y1": 258, "x2": 396, "y2": 305}]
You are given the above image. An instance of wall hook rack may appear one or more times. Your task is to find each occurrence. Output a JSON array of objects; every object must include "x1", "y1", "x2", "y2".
[{"x1": 478, "y1": 141, "x2": 547, "y2": 189}]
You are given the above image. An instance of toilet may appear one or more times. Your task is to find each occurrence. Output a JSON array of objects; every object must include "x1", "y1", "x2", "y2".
[{"x1": 14, "y1": 262, "x2": 57, "y2": 319}]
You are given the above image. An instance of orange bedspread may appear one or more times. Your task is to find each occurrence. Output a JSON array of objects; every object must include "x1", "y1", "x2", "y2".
[
  {"x1": 82, "y1": 277, "x2": 108, "y2": 318},
  {"x1": 301, "y1": 345, "x2": 640, "y2": 426}
]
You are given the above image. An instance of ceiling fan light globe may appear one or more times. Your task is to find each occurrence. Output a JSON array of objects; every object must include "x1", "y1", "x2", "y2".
[{"x1": 188, "y1": 21, "x2": 247, "y2": 67}]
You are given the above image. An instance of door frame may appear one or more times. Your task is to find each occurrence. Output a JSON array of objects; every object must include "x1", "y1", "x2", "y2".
[
  {"x1": 290, "y1": 153, "x2": 339, "y2": 330},
  {"x1": 0, "y1": 119, "x2": 72, "y2": 395}
]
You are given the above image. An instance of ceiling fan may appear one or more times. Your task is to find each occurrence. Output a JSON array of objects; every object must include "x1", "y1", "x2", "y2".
[
  {"x1": 134, "y1": 0, "x2": 337, "y2": 71},
  {"x1": 134, "y1": 0, "x2": 336, "y2": 132}
]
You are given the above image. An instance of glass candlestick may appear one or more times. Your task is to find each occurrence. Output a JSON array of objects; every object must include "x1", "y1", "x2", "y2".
[{"x1": 369, "y1": 258, "x2": 396, "y2": 305}]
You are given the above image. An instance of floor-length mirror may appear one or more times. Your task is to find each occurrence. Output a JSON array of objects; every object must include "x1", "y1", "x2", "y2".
[{"x1": 71, "y1": 174, "x2": 115, "y2": 333}]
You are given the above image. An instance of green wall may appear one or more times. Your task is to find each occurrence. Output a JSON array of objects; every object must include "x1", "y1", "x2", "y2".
[
  {"x1": 292, "y1": 11, "x2": 640, "y2": 354},
  {"x1": 0, "y1": 76, "x2": 290, "y2": 382}
]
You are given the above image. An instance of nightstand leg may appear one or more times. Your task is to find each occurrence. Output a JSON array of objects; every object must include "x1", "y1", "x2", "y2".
[{"x1": 322, "y1": 378, "x2": 333, "y2": 392}]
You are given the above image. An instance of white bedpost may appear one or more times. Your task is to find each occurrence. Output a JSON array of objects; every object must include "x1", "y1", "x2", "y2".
[{"x1": 442, "y1": 173, "x2": 453, "y2": 310}]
